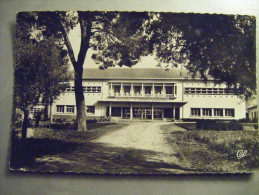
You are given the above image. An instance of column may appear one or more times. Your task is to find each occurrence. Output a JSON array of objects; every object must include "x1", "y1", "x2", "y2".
[
  {"x1": 121, "y1": 83, "x2": 124, "y2": 96},
  {"x1": 130, "y1": 83, "x2": 134, "y2": 97},
  {"x1": 172, "y1": 104, "x2": 175, "y2": 119},
  {"x1": 141, "y1": 83, "x2": 144, "y2": 96},
  {"x1": 200, "y1": 108, "x2": 203, "y2": 117},
  {"x1": 162, "y1": 83, "x2": 165, "y2": 95},
  {"x1": 121, "y1": 107, "x2": 123, "y2": 118},
  {"x1": 162, "y1": 109, "x2": 164, "y2": 120},
  {"x1": 151, "y1": 103, "x2": 154, "y2": 120},
  {"x1": 109, "y1": 102, "x2": 112, "y2": 117},
  {"x1": 179, "y1": 107, "x2": 182, "y2": 119},
  {"x1": 152, "y1": 83, "x2": 155, "y2": 97},
  {"x1": 110, "y1": 83, "x2": 113, "y2": 96},
  {"x1": 130, "y1": 102, "x2": 133, "y2": 120}
]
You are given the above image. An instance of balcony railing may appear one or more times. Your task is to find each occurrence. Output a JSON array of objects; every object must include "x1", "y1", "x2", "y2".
[{"x1": 109, "y1": 92, "x2": 175, "y2": 99}]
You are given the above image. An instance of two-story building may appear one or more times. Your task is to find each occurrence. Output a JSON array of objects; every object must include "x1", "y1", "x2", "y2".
[{"x1": 48, "y1": 68, "x2": 246, "y2": 122}]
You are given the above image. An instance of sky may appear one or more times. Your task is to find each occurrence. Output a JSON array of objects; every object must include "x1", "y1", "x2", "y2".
[{"x1": 68, "y1": 24, "x2": 175, "y2": 69}]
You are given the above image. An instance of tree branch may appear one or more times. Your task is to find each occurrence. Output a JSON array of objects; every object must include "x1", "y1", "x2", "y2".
[
  {"x1": 57, "y1": 17, "x2": 77, "y2": 68},
  {"x1": 77, "y1": 12, "x2": 92, "y2": 70}
]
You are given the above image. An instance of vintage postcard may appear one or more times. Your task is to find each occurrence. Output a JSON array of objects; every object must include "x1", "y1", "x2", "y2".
[{"x1": 10, "y1": 11, "x2": 258, "y2": 174}]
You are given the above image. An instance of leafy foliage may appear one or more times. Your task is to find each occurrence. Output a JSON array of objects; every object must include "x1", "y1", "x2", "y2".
[
  {"x1": 14, "y1": 18, "x2": 71, "y2": 111},
  {"x1": 151, "y1": 13, "x2": 256, "y2": 97}
]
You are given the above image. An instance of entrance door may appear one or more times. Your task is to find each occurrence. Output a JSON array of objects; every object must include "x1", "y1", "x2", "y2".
[
  {"x1": 175, "y1": 107, "x2": 180, "y2": 120},
  {"x1": 133, "y1": 107, "x2": 152, "y2": 119},
  {"x1": 122, "y1": 107, "x2": 130, "y2": 118},
  {"x1": 154, "y1": 108, "x2": 163, "y2": 119},
  {"x1": 143, "y1": 108, "x2": 152, "y2": 119},
  {"x1": 106, "y1": 107, "x2": 109, "y2": 116},
  {"x1": 164, "y1": 108, "x2": 173, "y2": 118}
]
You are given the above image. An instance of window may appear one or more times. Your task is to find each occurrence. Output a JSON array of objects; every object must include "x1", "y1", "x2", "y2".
[
  {"x1": 196, "y1": 88, "x2": 202, "y2": 94},
  {"x1": 202, "y1": 108, "x2": 212, "y2": 116},
  {"x1": 225, "y1": 109, "x2": 234, "y2": 117},
  {"x1": 65, "y1": 86, "x2": 75, "y2": 92},
  {"x1": 191, "y1": 108, "x2": 200, "y2": 116},
  {"x1": 124, "y1": 86, "x2": 131, "y2": 93},
  {"x1": 86, "y1": 106, "x2": 95, "y2": 114},
  {"x1": 166, "y1": 86, "x2": 173, "y2": 94},
  {"x1": 214, "y1": 109, "x2": 223, "y2": 117},
  {"x1": 86, "y1": 86, "x2": 101, "y2": 93},
  {"x1": 144, "y1": 86, "x2": 152, "y2": 94},
  {"x1": 113, "y1": 86, "x2": 120, "y2": 93},
  {"x1": 185, "y1": 87, "x2": 239, "y2": 95},
  {"x1": 30, "y1": 107, "x2": 44, "y2": 114},
  {"x1": 112, "y1": 107, "x2": 121, "y2": 117},
  {"x1": 56, "y1": 105, "x2": 64, "y2": 113},
  {"x1": 207, "y1": 88, "x2": 213, "y2": 94},
  {"x1": 66, "y1": 106, "x2": 75, "y2": 113}
]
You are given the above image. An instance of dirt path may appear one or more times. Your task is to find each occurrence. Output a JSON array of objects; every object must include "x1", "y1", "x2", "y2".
[{"x1": 92, "y1": 122, "x2": 186, "y2": 166}]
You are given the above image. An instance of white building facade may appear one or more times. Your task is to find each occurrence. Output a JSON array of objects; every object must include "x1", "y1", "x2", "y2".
[{"x1": 50, "y1": 68, "x2": 246, "y2": 122}]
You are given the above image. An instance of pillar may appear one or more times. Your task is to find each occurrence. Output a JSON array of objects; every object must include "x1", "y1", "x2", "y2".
[
  {"x1": 152, "y1": 83, "x2": 155, "y2": 97},
  {"x1": 110, "y1": 83, "x2": 113, "y2": 96},
  {"x1": 179, "y1": 107, "x2": 182, "y2": 119},
  {"x1": 121, "y1": 83, "x2": 124, "y2": 96},
  {"x1": 162, "y1": 108, "x2": 164, "y2": 120},
  {"x1": 130, "y1": 102, "x2": 133, "y2": 120},
  {"x1": 172, "y1": 104, "x2": 175, "y2": 119},
  {"x1": 109, "y1": 102, "x2": 112, "y2": 117},
  {"x1": 162, "y1": 83, "x2": 165, "y2": 95},
  {"x1": 130, "y1": 83, "x2": 134, "y2": 97},
  {"x1": 141, "y1": 83, "x2": 144, "y2": 96},
  {"x1": 121, "y1": 107, "x2": 123, "y2": 118},
  {"x1": 151, "y1": 103, "x2": 154, "y2": 120}
]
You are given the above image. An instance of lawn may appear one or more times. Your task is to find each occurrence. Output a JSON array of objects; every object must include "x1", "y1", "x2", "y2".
[
  {"x1": 161, "y1": 124, "x2": 259, "y2": 173},
  {"x1": 10, "y1": 122, "x2": 128, "y2": 170}
]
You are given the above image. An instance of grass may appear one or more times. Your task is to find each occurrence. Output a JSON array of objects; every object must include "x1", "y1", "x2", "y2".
[
  {"x1": 161, "y1": 124, "x2": 259, "y2": 173},
  {"x1": 10, "y1": 122, "x2": 128, "y2": 170},
  {"x1": 32, "y1": 122, "x2": 128, "y2": 142}
]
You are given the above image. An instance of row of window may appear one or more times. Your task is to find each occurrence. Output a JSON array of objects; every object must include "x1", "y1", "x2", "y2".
[
  {"x1": 185, "y1": 88, "x2": 239, "y2": 95},
  {"x1": 65, "y1": 86, "x2": 101, "y2": 93},
  {"x1": 29, "y1": 107, "x2": 45, "y2": 114},
  {"x1": 191, "y1": 108, "x2": 235, "y2": 117},
  {"x1": 56, "y1": 105, "x2": 95, "y2": 114}
]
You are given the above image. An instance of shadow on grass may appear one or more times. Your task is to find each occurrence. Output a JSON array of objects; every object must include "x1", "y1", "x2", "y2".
[
  {"x1": 10, "y1": 135, "x2": 198, "y2": 174},
  {"x1": 9, "y1": 137, "x2": 83, "y2": 170}
]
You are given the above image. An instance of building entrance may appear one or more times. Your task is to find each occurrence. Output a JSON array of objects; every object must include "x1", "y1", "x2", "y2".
[
  {"x1": 133, "y1": 107, "x2": 152, "y2": 119},
  {"x1": 132, "y1": 107, "x2": 163, "y2": 119}
]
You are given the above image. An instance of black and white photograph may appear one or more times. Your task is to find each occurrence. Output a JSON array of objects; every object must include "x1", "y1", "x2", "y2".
[{"x1": 9, "y1": 10, "x2": 258, "y2": 174}]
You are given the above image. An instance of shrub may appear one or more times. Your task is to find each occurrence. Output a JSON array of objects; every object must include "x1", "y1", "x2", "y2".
[{"x1": 184, "y1": 119, "x2": 244, "y2": 131}]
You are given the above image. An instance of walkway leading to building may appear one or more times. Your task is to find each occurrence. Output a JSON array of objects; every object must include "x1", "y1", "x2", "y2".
[{"x1": 92, "y1": 122, "x2": 186, "y2": 166}]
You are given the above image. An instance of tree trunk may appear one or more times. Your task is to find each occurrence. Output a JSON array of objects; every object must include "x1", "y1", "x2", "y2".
[
  {"x1": 44, "y1": 103, "x2": 49, "y2": 121},
  {"x1": 74, "y1": 68, "x2": 87, "y2": 131},
  {"x1": 49, "y1": 103, "x2": 53, "y2": 126},
  {"x1": 22, "y1": 108, "x2": 29, "y2": 140}
]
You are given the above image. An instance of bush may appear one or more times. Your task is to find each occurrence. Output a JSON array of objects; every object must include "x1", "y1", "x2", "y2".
[{"x1": 183, "y1": 119, "x2": 244, "y2": 131}]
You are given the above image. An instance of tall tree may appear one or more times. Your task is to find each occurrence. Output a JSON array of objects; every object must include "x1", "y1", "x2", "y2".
[
  {"x1": 149, "y1": 13, "x2": 256, "y2": 97},
  {"x1": 17, "y1": 11, "x2": 149, "y2": 131},
  {"x1": 14, "y1": 20, "x2": 71, "y2": 139}
]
